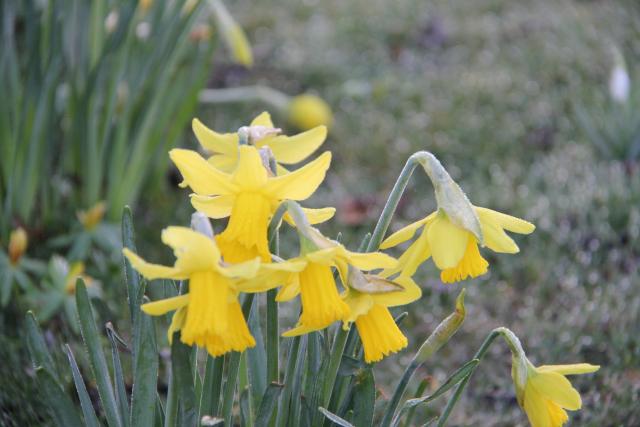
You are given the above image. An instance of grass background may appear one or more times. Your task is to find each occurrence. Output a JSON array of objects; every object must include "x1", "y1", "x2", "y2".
[
  {"x1": 187, "y1": 0, "x2": 640, "y2": 425},
  {"x1": 3, "y1": 0, "x2": 639, "y2": 425}
]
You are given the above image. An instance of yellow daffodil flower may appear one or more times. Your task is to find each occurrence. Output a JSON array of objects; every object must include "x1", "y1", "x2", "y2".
[
  {"x1": 192, "y1": 111, "x2": 327, "y2": 174},
  {"x1": 277, "y1": 228, "x2": 398, "y2": 335},
  {"x1": 64, "y1": 262, "x2": 93, "y2": 295},
  {"x1": 341, "y1": 273, "x2": 421, "y2": 363},
  {"x1": 8, "y1": 227, "x2": 28, "y2": 266},
  {"x1": 122, "y1": 226, "x2": 285, "y2": 357},
  {"x1": 515, "y1": 360, "x2": 599, "y2": 427},
  {"x1": 171, "y1": 145, "x2": 332, "y2": 263},
  {"x1": 211, "y1": 0, "x2": 253, "y2": 67},
  {"x1": 381, "y1": 207, "x2": 535, "y2": 283},
  {"x1": 287, "y1": 94, "x2": 333, "y2": 130}
]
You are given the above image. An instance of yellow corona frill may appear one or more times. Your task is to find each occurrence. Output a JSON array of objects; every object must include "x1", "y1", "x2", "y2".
[
  {"x1": 170, "y1": 145, "x2": 333, "y2": 263},
  {"x1": 341, "y1": 274, "x2": 421, "y2": 363},
  {"x1": 381, "y1": 207, "x2": 535, "y2": 283},
  {"x1": 516, "y1": 361, "x2": 599, "y2": 427},
  {"x1": 192, "y1": 112, "x2": 327, "y2": 174},
  {"x1": 276, "y1": 229, "x2": 398, "y2": 335},
  {"x1": 122, "y1": 226, "x2": 284, "y2": 357}
]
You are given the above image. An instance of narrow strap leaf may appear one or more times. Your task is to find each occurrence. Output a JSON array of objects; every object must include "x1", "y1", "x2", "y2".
[
  {"x1": 247, "y1": 295, "x2": 267, "y2": 412},
  {"x1": 76, "y1": 279, "x2": 123, "y2": 427},
  {"x1": 318, "y1": 407, "x2": 355, "y2": 427},
  {"x1": 121, "y1": 206, "x2": 143, "y2": 325},
  {"x1": 199, "y1": 355, "x2": 225, "y2": 419},
  {"x1": 171, "y1": 333, "x2": 198, "y2": 427},
  {"x1": 352, "y1": 368, "x2": 375, "y2": 427},
  {"x1": 254, "y1": 382, "x2": 284, "y2": 427},
  {"x1": 64, "y1": 344, "x2": 101, "y2": 427},
  {"x1": 106, "y1": 324, "x2": 130, "y2": 427},
  {"x1": 130, "y1": 307, "x2": 159, "y2": 427},
  {"x1": 35, "y1": 367, "x2": 83, "y2": 427},
  {"x1": 25, "y1": 311, "x2": 58, "y2": 380}
]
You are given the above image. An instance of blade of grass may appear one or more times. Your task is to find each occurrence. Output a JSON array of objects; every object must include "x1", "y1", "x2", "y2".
[{"x1": 64, "y1": 344, "x2": 101, "y2": 427}]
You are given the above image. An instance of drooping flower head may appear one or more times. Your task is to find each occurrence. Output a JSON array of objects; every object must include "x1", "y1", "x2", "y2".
[
  {"x1": 381, "y1": 207, "x2": 535, "y2": 283},
  {"x1": 380, "y1": 152, "x2": 534, "y2": 283},
  {"x1": 170, "y1": 145, "x2": 332, "y2": 263},
  {"x1": 123, "y1": 226, "x2": 283, "y2": 357},
  {"x1": 192, "y1": 111, "x2": 327, "y2": 174},
  {"x1": 341, "y1": 269, "x2": 421, "y2": 363},
  {"x1": 277, "y1": 219, "x2": 398, "y2": 336},
  {"x1": 287, "y1": 94, "x2": 333, "y2": 130},
  {"x1": 501, "y1": 327, "x2": 600, "y2": 427}
]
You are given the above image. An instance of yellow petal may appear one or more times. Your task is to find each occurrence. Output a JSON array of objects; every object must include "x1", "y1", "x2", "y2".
[
  {"x1": 218, "y1": 257, "x2": 261, "y2": 279},
  {"x1": 380, "y1": 213, "x2": 435, "y2": 249},
  {"x1": 162, "y1": 226, "x2": 221, "y2": 272},
  {"x1": 232, "y1": 146, "x2": 269, "y2": 190},
  {"x1": 481, "y1": 219, "x2": 520, "y2": 254},
  {"x1": 263, "y1": 151, "x2": 331, "y2": 200},
  {"x1": 122, "y1": 248, "x2": 188, "y2": 280},
  {"x1": 530, "y1": 371, "x2": 582, "y2": 410},
  {"x1": 427, "y1": 214, "x2": 469, "y2": 269},
  {"x1": 356, "y1": 304, "x2": 407, "y2": 363},
  {"x1": 298, "y1": 262, "x2": 350, "y2": 329},
  {"x1": 250, "y1": 111, "x2": 274, "y2": 127},
  {"x1": 282, "y1": 322, "x2": 317, "y2": 337},
  {"x1": 371, "y1": 275, "x2": 422, "y2": 307},
  {"x1": 190, "y1": 194, "x2": 234, "y2": 219},
  {"x1": 141, "y1": 294, "x2": 190, "y2": 316},
  {"x1": 523, "y1": 387, "x2": 552, "y2": 427},
  {"x1": 305, "y1": 247, "x2": 341, "y2": 265},
  {"x1": 207, "y1": 154, "x2": 238, "y2": 172},
  {"x1": 182, "y1": 271, "x2": 229, "y2": 338},
  {"x1": 275, "y1": 276, "x2": 301, "y2": 301},
  {"x1": 344, "y1": 250, "x2": 398, "y2": 271},
  {"x1": 263, "y1": 126, "x2": 327, "y2": 164},
  {"x1": 389, "y1": 229, "x2": 431, "y2": 277},
  {"x1": 475, "y1": 207, "x2": 535, "y2": 234},
  {"x1": 192, "y1": 118, "x2": 238, "y2": 155},
  {"x1": 537, "y1": 364, "x2": 600, "y2": 376},
  {"x1": 170, "y1": 149, "x2": 237, "y2": 195},
  {"x1": 342, "y1": 290, "x2": 374, "y2": 324},
  {"x1": 283, "y1": 207, "x2": 335, "y2": 226},
  {"x1": 167, "y1": 306, "x2": 187, "y2": 344}
]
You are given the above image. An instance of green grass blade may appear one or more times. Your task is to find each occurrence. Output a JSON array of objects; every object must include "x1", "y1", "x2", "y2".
[
  {"x1": 171, "y1": 333, "x2": 197, "y2": 427},
  {"x1": 35, "y1": 367, "x2": 83, "y2": 427},
  {"x1": 352, "y1": 368, "x2": 375, "y2": 427},
  {"x1": 64, "y1": 344, "x2": 101, "y2": 427},
  {"x1": 76, "y1": 278, "x2": 123, "y2": 427},
  {"x1": 254, "y1": 382, "x2": 284, "y2": 427},
  {"x1": 122, "y1": 206, "x2": 143, "y2": 325},
  {"x1": 288, "y1": 334, "x2": 307, "y2": 427},
  {"x1": 222, "y1": 294, "x2": 255, "y2": 426},
  {"x1": 199, "y1": 355, "x2": 225, "y2": 418},
  {"x1": 130, "y1": 301, "x2": 159, "y2": 427},
  {"x1": 25, "y1": 311, "x2": 58, "y2": 379},
  {"x1": 106, "y1": 324, "x2": 131, "y2": 427},
  {"x1": 247, "y1": 295, "x2": 267, "y2": 412},
  {"x1": 318, "y1": 407, "x2": 354, "y2": 427}
]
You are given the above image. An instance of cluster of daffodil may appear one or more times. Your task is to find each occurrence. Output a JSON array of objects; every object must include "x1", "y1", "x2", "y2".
[{"x1": 123, "y1": 112, "x2": 599, "y2": 426}]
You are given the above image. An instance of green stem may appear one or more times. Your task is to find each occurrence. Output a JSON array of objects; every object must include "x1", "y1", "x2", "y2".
[
  {"x1": 436, "y1": 330, "x2": 501, "y2": 427},
  {"x1": 322, "y1": 326, "x2": 350, "y2": 409},
  {"x1": 366, "y1": 152, "x2": 427, "y2": 251},
  {"x1": 198, "y1": 85, "x2": 290, "y2": 111}
]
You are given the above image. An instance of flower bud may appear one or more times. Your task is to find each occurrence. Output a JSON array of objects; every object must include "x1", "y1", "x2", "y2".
[
  {"x1": 211, "y1": 0, "x2": 253, "y2": 67},
  {"x1": 77, "y1": 201, "x2": 106, "y2": 231},
  {"x1": 8, "y1": 227, "x2": 28, "y2": 265},
  {"x1": 415, "y1": 289, "x2": 466, "y2": 363},
  {"x1": 287, "y1": 94, "x2": 333, "y2": 130}
]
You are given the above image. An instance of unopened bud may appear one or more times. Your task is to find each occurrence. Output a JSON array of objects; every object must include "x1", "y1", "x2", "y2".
[
  {"x1": 8, "y1": 227, "x2": 28, "y2": 265},
  {"x1": 415, "y1": 289, "x2": 466, "y2": 363}
]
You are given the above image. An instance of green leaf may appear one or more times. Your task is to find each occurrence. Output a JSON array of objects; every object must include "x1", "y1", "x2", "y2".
[
  {"x1": 254, "y1": 382, "x2": 284, "y2": 427},
  {"x1": 352, "y1": 369, "x2": 375, "y2": 427},
  {"x1": 239, "y1": 387, "x2": 251, "y2": 426},
  {"x1": 130, "y1": 303, "x2": 159, "y2": 427},
  {"x1": 199, "y1": 355, "x2": 224, "y2": 419},
  {"x1": 276, "y1": 336, "x2": 301, "y2": 427},
  {"x1": 35, "y1": 367, "x2": 84, "y2": 427},
  {"x1": 221, "y1": 294, "x2": 255, "y2": 426},
  {"x1": 171, "y1": 333, "x2": 198, "y2": 427},
  {"x1": 64, "y1": 344, "x2": 101, "y2": 427},
  {"x1": 122, "y1": 206, "x2": 144, "y2": 324},
  {"x1": 25, "y1": 311, "x2": 58, "y2": 379},
  {"x1": 76, "y1": 278, "x2": 123, "y2": 427},
  {"x1": 318, "y1": 407, "x2": 355, "y2": 427},
  {"x1": 106, "y1": 324, "x2": 130, "y2": 427},
  {"x1": 247, "y1": 295, "x2": 267, "y2": 411}
]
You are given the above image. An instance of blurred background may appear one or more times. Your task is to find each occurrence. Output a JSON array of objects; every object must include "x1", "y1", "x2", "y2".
[{"x1": 2, "y1": 0, "x2": 639, "y2": 425}]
